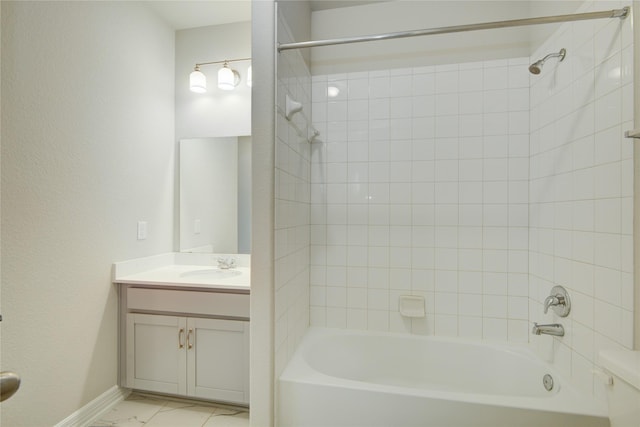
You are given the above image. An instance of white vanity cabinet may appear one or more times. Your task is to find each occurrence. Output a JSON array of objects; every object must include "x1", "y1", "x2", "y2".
[{"x1": 119, "y1": 285, "x2": 249, "y2": 405}]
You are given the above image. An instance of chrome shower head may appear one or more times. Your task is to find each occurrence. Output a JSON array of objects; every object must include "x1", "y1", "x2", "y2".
[
  {"x1": 529, "y1": 48, "x2": 566, "y2": 75},
  {"x1": 528, "y1": 61, "x2": 543, "y2": 75}
]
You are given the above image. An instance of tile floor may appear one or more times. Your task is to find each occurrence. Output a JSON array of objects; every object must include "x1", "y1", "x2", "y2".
[{"x1": 92, "y1": 393, "x2": 249, "y2": 427}]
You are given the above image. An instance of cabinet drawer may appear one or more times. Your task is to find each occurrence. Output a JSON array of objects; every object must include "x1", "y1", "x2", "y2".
[{"x1": 127, "y1": 288, "x2": 249, "y2": 319}]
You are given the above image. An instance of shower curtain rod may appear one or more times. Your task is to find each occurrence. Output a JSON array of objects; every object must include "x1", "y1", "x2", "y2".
[{"x1": 277, "y1": 6, "x2": 629, "y2": 51}]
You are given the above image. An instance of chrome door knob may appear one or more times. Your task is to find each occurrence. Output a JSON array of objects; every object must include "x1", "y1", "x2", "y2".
[{"x1": 0, "y1": 371, "x2": 21, "y2": 402}]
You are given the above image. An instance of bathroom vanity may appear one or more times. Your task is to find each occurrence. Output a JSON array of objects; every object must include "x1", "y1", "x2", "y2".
[{"x1": 113, "y1": 253, "x2": 250, "y2": 405}]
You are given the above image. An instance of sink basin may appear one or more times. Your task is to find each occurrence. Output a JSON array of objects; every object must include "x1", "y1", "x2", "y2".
[{"x1": 179, "y1": 269, "x2": 242, "y2": 279}]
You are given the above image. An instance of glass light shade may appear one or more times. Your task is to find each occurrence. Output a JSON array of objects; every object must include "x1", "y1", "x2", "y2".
[
  {"x1": 247, "y1": 65, "x2": 252, "y2": 87},
  {"x1": 218, "y1": 66, "x2": 236, "y2": 91},
  {"x1": 189, "y1": 69, "x2": 207, "y2": 93}
]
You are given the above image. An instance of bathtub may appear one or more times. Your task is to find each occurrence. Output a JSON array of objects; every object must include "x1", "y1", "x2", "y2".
[{"x1": 278, "y1": 328, "x2": 609, "y2": 427}]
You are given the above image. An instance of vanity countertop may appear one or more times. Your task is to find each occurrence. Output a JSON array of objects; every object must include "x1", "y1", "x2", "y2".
[{"x1": 113, "y1": 253, "x2": 250, "y2": 292}]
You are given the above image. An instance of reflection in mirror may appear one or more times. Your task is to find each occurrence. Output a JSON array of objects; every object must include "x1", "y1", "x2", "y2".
[{"x1": 179, "y1": 137, "x2": 251, "y2": 254}]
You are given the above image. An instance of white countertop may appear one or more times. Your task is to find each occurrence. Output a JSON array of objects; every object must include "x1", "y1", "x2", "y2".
[
  {"x1": 113, "y1": 253, "x2": 250, "y2": 291},
  {"x1": 115, "y1": 265, "x2": 250, "y2": 291}
]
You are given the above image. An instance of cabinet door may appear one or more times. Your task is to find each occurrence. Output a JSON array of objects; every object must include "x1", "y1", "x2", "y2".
[
  {"x1": 186, "y1": 318, "x2": 249, "y2": 404},
  {"x1": 126, "y1": 313, "x2": 187, "y2": 395}
]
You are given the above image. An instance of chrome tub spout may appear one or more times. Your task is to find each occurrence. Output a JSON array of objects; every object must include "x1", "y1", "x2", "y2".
[{"x1": 532, "y1": 323, "x2": 564, "y2": 337}]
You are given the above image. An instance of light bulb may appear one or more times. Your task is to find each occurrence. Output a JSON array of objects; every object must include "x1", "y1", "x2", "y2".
[
  {"x1": 189, "y1": 67, "x2": 206, "y2": 93},
  {"x1": 327, "y1": 86, "x2": 340, "y2": 98},
  {"x1": 247, "y1": 65, "x2": 252, "y2": 87},
  {"x1": 218, "y1": 65, "x2": 236, "y2": 91}
]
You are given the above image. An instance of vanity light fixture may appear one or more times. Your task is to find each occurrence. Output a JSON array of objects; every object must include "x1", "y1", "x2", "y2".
[
  {"x1": 189, "y1": 65, "x2": 207, "y2": 93},
  {"x1": 217, "y1": 61, "x2": 239, "y2": 90},
  {"x1": 189, "y1": 57, "x2": 251, "y2": 93}
]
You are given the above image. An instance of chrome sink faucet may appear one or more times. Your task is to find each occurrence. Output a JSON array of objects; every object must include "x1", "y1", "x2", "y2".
[
  {"x1": 217, "y1": 256, "x2": 237, "y2": 269},
  {"x1": 532, "y1": 323, "x2": 564, "y2": 337}
]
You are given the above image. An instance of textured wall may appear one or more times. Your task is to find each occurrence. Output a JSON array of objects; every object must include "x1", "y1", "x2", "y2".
[{"x1": 1, "y1": 2, "x2": 175, "y2": 425}]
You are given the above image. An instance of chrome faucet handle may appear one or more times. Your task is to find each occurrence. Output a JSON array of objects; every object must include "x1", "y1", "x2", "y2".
[
  {"x1": 543, "y1": 294, "x2": 566, "y2": 314},
  {"x1": 543, "y1": 286, "x2": 571, "y2": 317},
  {"x1": 543, "y1": 295, "x2": 557, "y2": 314}
]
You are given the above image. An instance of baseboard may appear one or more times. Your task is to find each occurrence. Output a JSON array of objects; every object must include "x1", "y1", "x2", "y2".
[{"x1": 54, "y1": 386, "x2": 131, "y2": 427}]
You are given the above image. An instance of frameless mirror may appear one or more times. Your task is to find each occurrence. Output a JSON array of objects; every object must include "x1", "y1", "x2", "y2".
[{"x1": 179, "y1": 136, "x2": 251, "y2": 254}]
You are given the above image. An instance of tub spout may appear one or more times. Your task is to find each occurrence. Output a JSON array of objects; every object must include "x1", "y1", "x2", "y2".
[{"x1": 532, "y1": 322, "x2": 564, "y2": 337}]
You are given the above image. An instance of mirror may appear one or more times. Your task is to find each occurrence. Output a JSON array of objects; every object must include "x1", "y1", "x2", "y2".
[{"x1": 179, "y1": 136, "x2": 251, "y2": 254}]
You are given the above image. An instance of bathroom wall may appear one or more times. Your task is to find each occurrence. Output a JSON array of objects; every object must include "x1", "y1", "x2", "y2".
[
  {"x1": 1, "y1": 2, "x2": 175, "y2": 425},
  {"x1": 250, "y1": 1, "x2": 277, "y2": 424},
  {"x1": 528, "y1": 0, "x2": 634, "y2": 400},
  {"x1": 310, "y1": 58, "x2": 531, "y2": 340},
  {"x1": 175, "y1": 22, "x2": 251, "y2": 139},
  {"x1": 274, "y1": 4, "x2": 312, "y2": 385},
  {"x1": 310, "y1": 1, "x2": 581, "y2": 75},
  {"x1": 633, "y1": 0, "x2": 640, "y2": 352},
  {"x1": 308, "y1": 0, "x2": 635, "y2": 403}
]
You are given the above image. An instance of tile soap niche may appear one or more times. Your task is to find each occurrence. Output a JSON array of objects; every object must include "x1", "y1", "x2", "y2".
[{"x1": 398, "y1": 295, "x2": 426, "y2": 318}]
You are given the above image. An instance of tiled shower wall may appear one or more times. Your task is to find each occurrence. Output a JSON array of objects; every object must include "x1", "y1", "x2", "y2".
[
  {"x1": 308, "y1": 0, "x2": 634, "y2": 401},
  {"x1": 528, "y1": 0, "x2": 634, "y2": 399},
  {"x1": 274, "y1": 14, "x2": 311, "y2": 379},
  {"x1": 310, "y1": 58, "x2": 533, "y2": 341}
]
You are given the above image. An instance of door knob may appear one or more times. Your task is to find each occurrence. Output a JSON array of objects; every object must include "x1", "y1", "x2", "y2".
[{"x1": 0, "y1": 371, "x2": 21, "y2": 402}]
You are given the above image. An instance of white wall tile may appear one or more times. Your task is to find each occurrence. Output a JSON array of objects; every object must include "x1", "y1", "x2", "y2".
[
  {"x1": 483, "y1": 318, "x2": 507, "y2": 340},
  {"x1": 528, "y1": 6, "x2": 633, "y2": 401},
  {"x1": 435, "y1": 70, "x2": 459, "y2": 93},
  {"x1": 435, "y1": 314, "x2": 458, "y2": 336},
  {"x1": 412, "y1": 73, "x2": 435, "y2": 96},
  {"x1": 459, "y1": 92, "x2": 484, "y2": 114},
  {"x1": 484, "y1": 67, "x2": 508, "y2": 90},
  {"x1": 308, "y1": 18, "x2": 633, "y2": 410}
]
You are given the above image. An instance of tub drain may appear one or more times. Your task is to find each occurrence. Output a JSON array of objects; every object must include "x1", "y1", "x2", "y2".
[{"x1": 543, "y1": 374, "x2": 554, "y2": 391}]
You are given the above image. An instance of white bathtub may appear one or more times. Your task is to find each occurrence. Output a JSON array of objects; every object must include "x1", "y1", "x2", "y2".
[{"x1": 279, "y1": 328, "x2": 609, "y2": 427}]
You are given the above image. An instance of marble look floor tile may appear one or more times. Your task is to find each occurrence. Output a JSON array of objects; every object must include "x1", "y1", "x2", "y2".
[
  {"x1": 92, "y1": 393, "x2": 249, "y2": 427},
  {"x1": 202, "y1": 408, "x2": 250, "y2": 427},
  {"x1": 144, "y1": 401, "x2": 216, "y2": 427},
  {"x1": 92, "y1": 395, "x2": 166, "y2": 426}
]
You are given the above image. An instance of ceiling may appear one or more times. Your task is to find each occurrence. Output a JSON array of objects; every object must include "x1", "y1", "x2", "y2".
[
  {"x1": 145, "y1": 1, "x2": 252, "y2": 30},
  {"x1": 309, "y1": 0, "x2": 390, "y2": 11},
  {"x1": 146, "y1": 0, "x2": 388, "y2": 30},
  {"x1": 146, "y1": 1, "x2": 580, "y2": 31}
]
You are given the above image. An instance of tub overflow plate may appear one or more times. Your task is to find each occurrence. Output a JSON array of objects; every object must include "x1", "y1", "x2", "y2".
[{"x1": 543, "y1": 374, "x2": 554, "y2": 391}]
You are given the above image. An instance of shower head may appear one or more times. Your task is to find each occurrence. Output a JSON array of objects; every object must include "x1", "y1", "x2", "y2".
[
  {"x1": 528, "y1": 62, "x2": 543, "y2": 75},
  {"x1": 529, "y1": 48, "x2": 566, "y2": 75}
]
